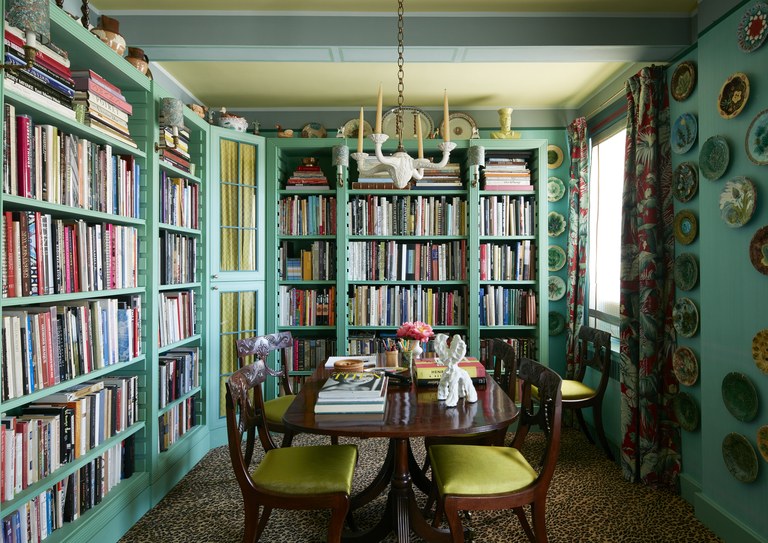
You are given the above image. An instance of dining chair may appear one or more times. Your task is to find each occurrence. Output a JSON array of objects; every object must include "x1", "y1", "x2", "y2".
[
  {"x1": 225, "y1": 362, "x2": 358, "y2": 543},
  {"x1": 428, "y1": 357, "x2": 563, "y2": 543}
]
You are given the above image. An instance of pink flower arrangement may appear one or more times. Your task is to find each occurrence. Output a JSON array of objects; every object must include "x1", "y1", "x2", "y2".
[{"x1": 396, "y1": 321, "x2": 434, "y2": 351}]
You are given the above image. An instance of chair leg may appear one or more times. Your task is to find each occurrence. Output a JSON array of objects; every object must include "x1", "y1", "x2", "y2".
[
  {"x1": 592, "y1": 402, "x2": 615, "y2": 461},
  {"x1": 327, "y1": 498, "x2": 350, "y2": 543},
  {"x1": 281, "y1": 429, "x2": 295, "y2": 447},
  {"x1": 254, "y1": 506, "x2": 273, "y2": 542},
  {"x1": 513, "y1": 507, "x2": 535, "y2": 543},
  {"x1": 331, "y1": 435, "x2": 339, "y2": 445},
  {"x1": 574, "y1": 409, "x2": 594, "y2": 444},
  {"x1": 443, "y1": 499, "x2": 466, "y2": 543},
  {"x1": 242, "y1": 503, "x2": 260, "y2": 543},
  {"x1": 531, "y1": 501, "x2": 548, "y2": 543}
]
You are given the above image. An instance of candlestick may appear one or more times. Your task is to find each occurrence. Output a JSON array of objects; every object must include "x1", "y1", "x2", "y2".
[
  {"x1": 443, "y1": 89, "x2": 450, "y2": 142},
  {"x1": 357, "y1": 106, "x2": 364, "y2": 153},
  {"x1": 416, "y1": 115, "x2": 423, "y2": 158},
  {"x1": 375, "y1": 83, "x2": 383, "y2": 134}
]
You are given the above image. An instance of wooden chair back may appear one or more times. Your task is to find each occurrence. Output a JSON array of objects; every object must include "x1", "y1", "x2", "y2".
[
  {"x1": 575, "y1": 326, "x2": 611, "y2": 391},
  {"x1": 489, "y1": 339, "x2": 520, "y2": 402}
]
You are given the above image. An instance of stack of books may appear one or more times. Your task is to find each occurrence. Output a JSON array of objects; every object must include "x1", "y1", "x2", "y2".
[
  {"x1": 482, "y1": 153, "x2": 533, "y2": 191},
  {"x1": 413, "y1": 357, "x2": 487, "y2": 387},
  {"x1": 286, "y1": 159, "x2": 329, "y2": 190},
  {"x1": 71, "y1": 70, "x2": 136, "y2": 148},
  {"x1": 159, "y1": 126, "x2": 192, "y2": 173},
  {"x1": 413, "y1": 162, "x2": 462, "y2": 190},
  {"x1": 313, "y1": 370, "x2": 388, "y2": 419},
  {"x1": 3, "y1": 25, "x2": 75, "y2": 119},
  {"x1": 352, "y1": 156, "x2": 393, "y2": 189}
]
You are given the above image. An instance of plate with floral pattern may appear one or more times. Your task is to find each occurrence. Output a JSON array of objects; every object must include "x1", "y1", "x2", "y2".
[
  {"x1": 737, "y1": 1, "x2": 768, "y2": 52},
  {"x1": 671, "y1": 61, "x2": 697, "y2": 102},
  {"x1": 722, "y1": 372, "x2": 759, "y2": 422},
  {"x1": 673, "y1": 297, "x2": 699, "y2": 337},
  {"x1": 548, "y1": 245, "x2": 567, "y2": 272},
  {"x1": 673, "y1": 392, "x2": 699, "y2": 432},
  {"x1": 548, "y1": 211, "x2": 566, "y2": 237},
  {"x1": 758, "y1": 425, "x2": 768, "y2": 463},
  {"x1": 674, "y1": 252, "x2": 698, "y2": 291},
  {"x1": 549, "y1": 311, "x2": 566, "y2": 336},
  {"x1": 674, "y1": 210, "x2": 697, "y2": 245},
  {"x1": 699, "y1": 135, "x2": 730, "y2": 180},
  {"x1": 752, "y1": 329, "x2": 768, "y2": 374},
  {"x1": 749, "y1": 226, "x2": 768, "y2": 275},
  {"x1": 718, "y1": 72, "x2": 750, "y2": 119},
  {"x1": 719, "y1": 177, "x2": 756, "y2": 228},
  {"x1": 745, "y1": 109, "x2": 768, "y2": 165},
  {"x1": 548, "y1": 276, "x2": 566, "y2": 301},
  {"x1": 722, "y1": 433, "x2": 758, "y2": 483},
  {"x1": 671, "y1": 113, "x2": 697, "y2": 154},
  {"x1": 673, "y1": 346, "x2": 699, "y2": 386},
  {"x1": 673, "y1": 162, "x2": 698, "y2": 202},
  {"x1": 547, "y1": 176, "x2": 566, "y2": 202}
]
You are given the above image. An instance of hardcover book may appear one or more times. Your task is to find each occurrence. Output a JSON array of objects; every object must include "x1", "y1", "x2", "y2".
[{"x1": 317, "y1": 371, "x2": 386, "y2": 399}]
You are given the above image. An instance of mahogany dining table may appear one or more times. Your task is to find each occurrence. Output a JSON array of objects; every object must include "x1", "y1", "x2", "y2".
[{"x1": 282, "y1": 366, "x2": 519, "y2": 543}]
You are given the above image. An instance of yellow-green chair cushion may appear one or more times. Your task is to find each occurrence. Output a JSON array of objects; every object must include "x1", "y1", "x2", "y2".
[
  {"x1": 429, "y1": 444, "x2": 537, "y2": 496},
  {"x1": 532, "y1": 380, "x2": 594, "y2": 401},
  {"x1": 252, "y1": 444, "x2": 357, "y2": 494},
  {"x1": 264, "y1": 394, "x2": 296, "y2": 425}
]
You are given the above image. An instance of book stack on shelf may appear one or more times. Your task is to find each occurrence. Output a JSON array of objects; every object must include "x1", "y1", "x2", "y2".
[
  {"x1": 413, "y1": 357, "x2": 487, "y2": 387},
  {"x1": 352, "y1": 156, "x2": 393, "y2": 189},
  {"x1": 282, "y1": 337, "x2": 336, "y2": 372},
  {"x1": 285, "y1": 157, "x2": 329, "y2": 190},
  {"x1": 159, "y1": 126, "x2": 192, "y2": 173},
  {"x1": 482, "y1": 153, "x2": 532, "y2": 191},
  {"x1": 3, "y1": 25, "x2": 75, "y2": 120},
  {"x1": 314, "y1": 370, "x2": 388, "y2": 419},
  {"x1": 412, "y1": 162, "x2": 461, "y2": 190},
  {"x1": 71, "y1": 69, "x2": 136, "y2": 148}
]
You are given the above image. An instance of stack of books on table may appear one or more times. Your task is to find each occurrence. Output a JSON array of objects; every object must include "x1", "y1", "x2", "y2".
[
  {"x1": 3, "y1": 25, "x2": 75, "y2": 119},
  {"x1": 159, "y1": 125, "x2": 192, "y2": 173},
  {"x1": 71, "y1": 69, "x2": 136, "y2": 148},
  {"x1": 482, "y1": 154, "x2": 533, "y2": 191},
  {"x1": 413, "y1": 162, "x2": 462, "y2": 190},
  {"x1": 313, "y1": 370, "x2": 388, "y2": 420},
  {"x1": 286, "y1": 158, "x2": 329, "y2": 190},
  {"x1": 413, "y1": 357, "x2": 487, "y2": 387}
]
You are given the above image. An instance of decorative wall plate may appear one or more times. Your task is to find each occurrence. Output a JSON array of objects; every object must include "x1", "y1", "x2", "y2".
[
  {"x1": 342, "y1": 117, "x2": 373, "y2": 139},
  {"x1": 748, "y1": 226, "x2": 768, "y2": 275},
  {"x1": 699, "y1": 135, "x2": 730, "y2": 180},
  {"x1": 745, "y1": 109, "x2": 768, "y2": 165},
  {"x1": 381, "y1": 107, "x2": 434, "y2": 140},
  {"x1": 549, "y1": 311, "x2": 566, "y2": 336},
  {"x1": 722, "y1": 433, "x2": 759, "y2": 483},
  {"x1": 674, "y1": 252, "x2": 699, "y2": 291},
  {"x1": 441, "y1": 112, "x2": 478, "y2": 140},
  {"x1": 673, "y1": 297, "x2": 699, "y2": 337},
  {"x1": 300, "y1": 122, "x2": 327, "y2": 138},
  {"x1": 673, "y1": 392, "x2": 699, "y2": 432},
  {"x1": 758, "y1": 425, "x2": 768, "y2": 463},
  {"x1": 548, "y1": 276, "x2": 566, "y2": 301},
  {"x1": 718, "y1": 72, "x2": 750, "y2": 119},
  {"x1": 673, "y1": 162, "x2": 698, "y2": 202},
  {"x1": 719, "y1": 177, "x2": 756, "y2": 228},
  {"x1": 674, "y1": 210, "x2": 697, "y2": 245},
  {"x1": 547, "y1": 145, "x2": 564, "y2": 169},
  {"x1": 547, "y1": 176, "x2": 566, "y2": 202},
  {"x1": 671, "y1": 113, "x2": 697, "y2": 154},
  {"x1": 548, "y1": 245, "x2": 567, "y2": 272},
  {"x1": 722, "y1": 372, "x2": 759, "y2": 422},
  {"x1": 671, "y1": 61, "x2": 697, "y2": 102},
  {"x1": 752, "y1": 329, "x2": 768, "y2": 374},
  {"x1": 548, "y1": 212, "x2": 566, "y2": 237},
  {"x1": 672, "y1": 346, "x2": 699, "y2": 386},
  {"x1": 737, "y1": 2, "x2": 768, "y2": 53}
]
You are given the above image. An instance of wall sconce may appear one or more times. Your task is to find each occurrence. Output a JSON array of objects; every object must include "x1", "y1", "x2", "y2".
[
  {"x1": 155, "y1": 97, "x2": 185, "y2": 151},
  {"x1": 469, "y1": 145, "x2": 485, "y2": 187},
  {"x1": 332, "y1": 144, "x2": 349, "y2": 187},
  {"x1": 1, "y1": 0, "x2": 50, "y2": 72}
]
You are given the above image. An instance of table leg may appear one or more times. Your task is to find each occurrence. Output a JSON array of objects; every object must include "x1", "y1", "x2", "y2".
[{"x1": 351, "y1": 439, "x2": 395, "y2": 511}]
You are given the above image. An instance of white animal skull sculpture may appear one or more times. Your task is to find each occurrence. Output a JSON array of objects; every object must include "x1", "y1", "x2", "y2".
[{"x1": 434, "y1": 333, "x2": 477, "y2": 407}]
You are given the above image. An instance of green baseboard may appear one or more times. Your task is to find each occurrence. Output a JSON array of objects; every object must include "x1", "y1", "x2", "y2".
[{"x1": 695, "y1": 492, "x2": 768, "y2": 543}]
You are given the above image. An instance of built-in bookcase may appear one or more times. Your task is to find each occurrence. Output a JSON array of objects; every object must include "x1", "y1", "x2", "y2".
[{"x1": 265, "y1": 137, "x2": 548, "y2": 399}]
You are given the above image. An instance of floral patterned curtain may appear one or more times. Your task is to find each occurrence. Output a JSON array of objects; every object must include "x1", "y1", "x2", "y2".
[
  {"x1": 564, "y1": 117, "x2": 590, "y2": 377},
  {"x1": 619, "y1": 66, "x2": 680, "y2": 487}
]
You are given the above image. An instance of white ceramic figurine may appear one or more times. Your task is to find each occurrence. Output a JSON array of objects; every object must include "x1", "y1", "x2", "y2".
[{"x1": 433, "y1": 333, "x2": 477, "y2": 407}]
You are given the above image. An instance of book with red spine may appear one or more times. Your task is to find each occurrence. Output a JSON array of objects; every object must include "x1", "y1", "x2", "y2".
[
  {"x1": 4, "y1": 212, "x2": 16, "y2": 298},
  {"x1": 15, "y1": 114, "x2": 33, "y2": 198},
  {"x1": 69, "y1": 69, "x2": 122, "y2": 97}
]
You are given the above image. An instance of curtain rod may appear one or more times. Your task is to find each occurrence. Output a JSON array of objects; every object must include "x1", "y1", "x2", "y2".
[{"x1": 584, "y1": 86, "x2": 626, "y2": 121}]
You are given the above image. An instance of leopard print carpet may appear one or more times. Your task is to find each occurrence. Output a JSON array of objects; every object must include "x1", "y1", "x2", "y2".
[{"x1": 119, "y1": 428, "x2": 722, "y2": 543}]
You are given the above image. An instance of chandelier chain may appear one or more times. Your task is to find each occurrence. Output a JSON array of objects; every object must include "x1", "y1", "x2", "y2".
[{"x1": 396, "y1": 0, "x2": 405, "y2": 149}]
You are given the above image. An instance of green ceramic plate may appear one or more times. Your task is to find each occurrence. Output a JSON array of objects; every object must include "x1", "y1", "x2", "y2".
[
  {"x1": 674, "y1": 253, "x2": 698, "y2": 291},
  {"x1": 745, "y1": 109, "x2": 768, "y2": 165},
  {"x1": 672, "y1": 346, "x2": 699, "y2": 386},
  {"x1": 699, "y1": 135, "x2": 730, "y2": 180},
  {"x1": 758, "y1": 425, "x2": 768, "y2": 463},
  {"x1": 673, "y1": 161, "x2": 698, "y2": 203},
  {"x1": 671, "y1": 113, "x2": 697, "y2": 154},
  {"x1": 549, "y1": 311, "x2": 566, "y2": 336},
  {"x1": 722, "y1": 372, "x2": 759, "y2": 422},
  {"x1": 719, "y1": 177, "x2": 756, "y2": 228},
  {"x1": 548, "y1": 212, "x2": 566, "y2": 237},
  {"x1": 548, "y1": 276, "x2": 566, "y2": 301},
  {"x1": 673, "y1": 297, "x2": 699, "y2": 337},
  {"x1": 548, "y1": 245, "x2": 567, "y2": 272},
  {"x1": 673, "y1": 392, "x2": 699, "y2": 432},
  {"x1": 547, "y1": 176, "x2": 566, "y2": 202},
  {"x1": 722, "y1": 432, "x2": 759, "y2": 483}
]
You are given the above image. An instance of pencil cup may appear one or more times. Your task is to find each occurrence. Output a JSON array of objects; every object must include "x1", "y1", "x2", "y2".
[{"x1": 385, "y1": 350, "x2": 399, "y2": 367}]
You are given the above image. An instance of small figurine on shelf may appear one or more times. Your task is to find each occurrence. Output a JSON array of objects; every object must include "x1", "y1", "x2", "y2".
[
  {"x1": 252, "y1": 121, "x2": 260, "y2": 135},
  {"x1": 491, "y1": 107, "x2": 521, "y2": 139},
  {"x1": 276, "y1": 124, "x2": 294, "y2": 138}
]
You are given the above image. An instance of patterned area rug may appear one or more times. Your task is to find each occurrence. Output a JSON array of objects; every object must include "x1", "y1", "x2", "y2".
[{"x1": 119, "y1": 428, "x2": 722, "y2": 543}]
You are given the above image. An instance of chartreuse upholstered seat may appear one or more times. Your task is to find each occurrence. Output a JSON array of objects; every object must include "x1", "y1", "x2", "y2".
[
  {"x1": 428, "y1": 357, "x2": 563, "y2": 543},
  {"x1": 226, "y1": 362, "x2": 358, "y2": 543}
]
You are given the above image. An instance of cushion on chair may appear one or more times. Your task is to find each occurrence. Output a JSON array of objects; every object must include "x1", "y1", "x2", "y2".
[
  {"x1": 532, "y1": 380, "x2": 595, "y2": 401},
  {"x1": 429, "y1": 444, "x2": 537, "y2": 496},
  {"x1": 252, "y1": 444, "x2": 358, "y2": 494},
  {"x1": 264, "y1": 394, "x2": 296, "y2": 425}
]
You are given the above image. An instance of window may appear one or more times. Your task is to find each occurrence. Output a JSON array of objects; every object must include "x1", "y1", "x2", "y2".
[{"x1": 587, "y1": 127, "x2": 625, "y2": 337}]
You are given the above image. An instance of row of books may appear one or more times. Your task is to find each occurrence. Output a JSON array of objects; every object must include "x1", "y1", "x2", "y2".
[
  {"x1": 348, "y1": 240, "x2": 467, "y2": 282},
  {"x1": 158, "y1": 397, "x2": 196, "y2": 452},
  {"x1": 285, "y1": 161, "x2": 329, "y2": 190},
  {"x1": 479, "y1": 240, "x2": 535, "y2": 281},
  {"x1": 480, "y1": 194, "x2": 536, "y2": 237},
  {"x1": 347, "y1": 194, "x2": 467, "y2": 237},
  {"x1": 1, "y1": 297, "x2": 141, "y2": 401},
  {"x1": 2, "y1": 212, "x2": 139, "y2": 299},
  {"x1": 278, "y1": 194, "x2": 337, "y2": 236},
  {"x1": 1, "y1": 438, "x2": 134, "y2": 540},
  {"x1": 280, "y1": 240, "x2": 336, "y2": 281},
  {"x1": 160, "y1": 172, "x2": 199, "y2": 229},
  {"x1": 314, "y1": 370, "x2": 388, "y2": 418},
  {"x1": 281, "y1": 338, "x2": 337, "y2": 372},
  {"x1": 2, "y1": 106, "x2": 141, "y2": 217},
  {"x1": 348, "y1": 284, "x2": 467, "y2": 327},
  {"x1": 278, "y1": 286, "x2": 336, "y2": 327},
  {"x1": 479, "y1": 287, "x2": 538, "y2": 326},
  {"x1": 159, "y1": 231, "x2": 198, "y2": 285},
  {"x1": 481, "y1": 153, "x2": 532, "y2": 190},
  {"x1": 1, "y1": 376, "x2": 139, "y2": 503},
  {"x1": 158, "y1": 348, "x2": 200, "y2": 409},
  {"x1": 158, "y1": 291, "x2": 197, "y2": 347},
  {"x1": 72, "y1": 69, "x2": 136, "y2": 148},
  {"x1": 159, "y1": 126, "x2": 192, "y2": 173}
]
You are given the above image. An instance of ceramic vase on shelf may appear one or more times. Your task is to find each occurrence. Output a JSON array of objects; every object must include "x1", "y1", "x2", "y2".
[
  {"x1": 402, "y1": 343, "x2": 423, "y2": 374},
  {"x1": 125, "y1": 47, "x2": 149, "y2": 75},
  {"x1": 91, "y1": 15, "x2": 126, "y2": 56}
]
